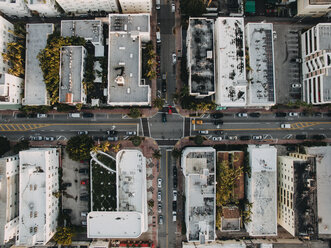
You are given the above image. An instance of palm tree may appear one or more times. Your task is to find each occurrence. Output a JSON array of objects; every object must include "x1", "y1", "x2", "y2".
[
  {"x1": 111, "y1": 143, "x2": 121, "y2": 153},
  {"x1": 152, "y1": 149, "x2": 162, "y2": 159},
  {"x1": 102, "y1": 141, "x2": 111, "y2": 152},
  {"x1": 91, "y1": 145, "x2": 101, "y2": 153},
  {"x1": 152, "y1": 97, "x2": 165, "y2": 109}
]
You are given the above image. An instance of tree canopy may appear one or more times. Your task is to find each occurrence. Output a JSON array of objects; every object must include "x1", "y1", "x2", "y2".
[
  {"x1": 128, "y1": 108, "x2": 141, "y2": 119},
  {"x1": 66, "y1": 134, "x2": 94, "y2": 161},
  {"x1": 53, "y1": 227, "x2": 74, "y2": 245},
  {"x1": 0, "y1": 137, "x2": 10, "y2": 157},
  {"x1": 13, "y1": 140, "x2": 29, "y2": 154}
]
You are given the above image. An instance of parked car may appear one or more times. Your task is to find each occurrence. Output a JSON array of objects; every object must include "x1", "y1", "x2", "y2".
[
  {"x1": 62, "y1": 209, "x2": 72, "y2": 214},
  {"x1": 252, "y1": 135, "x2": 263, "y2": 140},
  {"x1": 158, "y1": 204, "x2": 162, "y2": 213},
  {"x1": 173, "y1": 212, "x2": 176, "y2": 222},
  {"x1": 289, "y1": 112, "x2": 299, "y2": 117},
  {"x1": 214, "y1": 120, "x2": 223, "y2": 125},
  {"x1": 80, "y1": 194, "x2": 89, "y2": 201},
  {"x1": 30, "y1": 136, "x2": 43, "y2": 141},
  {"x1": 158, "y1": 191, "x2": 162, "y2": 202},
  {"x1": 45, "y1": 136, "x2": 55, "y2": 141},
  {"x1": 275, "y1": 112, "x2": 287, "y2": 117},
  {"x1": 173, "y1": 201, "x2": 177, "y2": 212},
  {"x1": 162, "y1": 113, "x2": 167, "y2": 123},
  {"x1": 81, "y1": 179, "x2": 89, "y2": 185},
  {"x1": 16, "y1": 113, "x2": 26, "y2": 118},
  {"x1": 79, "y1": 168, "x2": 89, "y2": 174},
  {"x1": 198, "y1": 130, "x2": 209, "y2": 135},
  {"x1": 291, "y1": 83, "x2": 302, "y2": 88},
  {"x1": 37, "y1": 113, "x2": 48, "y2": 118},
  {"x1": 312, "y1": 134, "x2": 325, "y2": 140},
  {"x1": 173, "y1": 190, "x2": 177, "y2": 201},
  {"x1": 158, "y1": 178, "x2": 162, "y2": 188},
  {"x1": 28, "y1": 113, "x2": 37, "y2": 118},
  {"x1": 81, "y1": 212, "x2": 88, "y2": 217},
  {"x1": 83, "y1": 113, "x2": 94, "y2": 118},
  {"x1": 249, "y1": 112, "x2": 261, "y2": 118},
  {"x1": 126, "y1": 131, "x2": 137, "y2": 136},
  {"x1": 211, "y1": 113, "x2": 223, "y2": 119},
  {"x1": 171, "y1": 3, "x2": 175, "y2": 12},
  {"x1": 107, "y1": 136, "x2": 119, "y2": 141},
  {"x1": 159, "y1": 215, "x2": 164, "y2": 225},
  {"x1": 212, "y1": 137, "x2": 222, "y2": 141},
  {"x1": 237, "y1": 113, "x2": 248, "y2": 117},
  {"x1": 81, "y1": 221, "x2": 87, "y2": 226},
  {"x1": 227, "y1": 135, "x2": 238, "y2": 140},
  {"x1": 240, "y1": 135, "x2": 251, "y2": 140},
  {"x1": 173, "y1": 178, "x2": 177, "y2": 188},
  {"x1": 296, "y1": 134, "x2": 307, "y2": 140},
  {"x1": 78, "y1": 131, "x2": 88, "y2": 135},
  {"x1": 172, "y1": 53, "x2": 176, "y2": 64}
]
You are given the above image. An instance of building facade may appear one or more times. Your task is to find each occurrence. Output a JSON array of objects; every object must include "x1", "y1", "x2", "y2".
[
  {"x1": 0, "y1": 0, "x2": 30, "y2": 17},
  {"x1": 297, "y1": 0, "x2": 331, "y2": 17},
  {"x1": 56, "y1": 0, "x2": 119, "y2": 14},
  {"x1": 0, "y1": 73, "x2": 23, "y2": 105},
  {"x1": 0, "y1": 155, "x2": 20, "y2": 245},
  {"x1": 26, "y1": 0, "x2": 59, "y2": 17},
  {"x1": 118, "y1": 0, "x2": 152, "y2": 13},
  {"x1": 16, "y1": 148, "x2": 59, "y2": 246},
  {"x1": 301, "y1": 23, "x2": 331, "y2": 105},
  {"x1": 0, "y1": 17, "x2": 14, "y2": 74}
]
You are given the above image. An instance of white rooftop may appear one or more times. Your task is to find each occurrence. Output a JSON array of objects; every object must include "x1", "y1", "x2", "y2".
[
  {"x1": 183, "y1": 243, "x2": 246, "y2": 248},
  {"x1": 182, "y1": 147, "x2": 216, "y2": 243},
  {"x1": 109, "y1": 14, "x2": 150, "y2": 33},
  {"x1": 305, "y1": 146, "x2": 331, "y2": 236},
  {"x1": 23, "y1": 24, "x2": 54, "y2": 106},
  {"x1": 246, "y1": 23, "x2": 275, "y2": 106},
  {"x1": 246, "y1": 145, "x2": 277, "y2": 237},
  {"x1": 61, "y1": 20, "x2": 103, "y2": 44},
  {"x1": 316, "y1": 23, "x2": 331, "y2": 51},
  {"x1": 215, "y1": 17, "x2": 246, "y2": 106}
]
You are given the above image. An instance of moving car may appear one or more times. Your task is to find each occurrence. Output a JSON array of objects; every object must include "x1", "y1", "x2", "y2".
[
  {"x1": 198, "y1": 130, "x2": 209, "y2": 135},
  {"x1": 158, "y1": 178, "x2": 162, "y2": 188},
  {"x1": 173, "y1": 212, "x2": 176, "y2": 222},
  {"x1": 237, "y1": 113, "x2": 248, "y2": 117},
  {"x1": 30, "y1": 136, "x2": 43, "y2": 141},
  {"x1": 168, "y1": 105, "x2": 173, "y2": 114},
  {"x1": 291, "y1": 83, "x2": 301, "y2": 88},
  {"x1": 172, "y1": 53, "x2": 176, "y2": 64},
  {"x1": 249, "y1": 112, "x2": 261, "y2": 118},
  {"x1": 173, "y1": 178, "x2": 177, "y2": 188},
  {"x1": 37, "y1": 113, "x2": 48, "y2": 118},
  {"x1": 281, "y1": 123, "x2": 291, "y2": 129},
  {"x1": 192, "y1": 119, "x2": 203, "y2": 125}
]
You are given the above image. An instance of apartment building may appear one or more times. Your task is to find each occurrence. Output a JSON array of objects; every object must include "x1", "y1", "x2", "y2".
[
  {"x1": 246, "y1": 145, "x2": 277, "y2": 237},
  {"x1": 0, "y1": 0, "x2": 30, "y2": 17},
  {"x1": 118, "y1": 0, "x2": 152, "y2": 13},
  {"x1": 297, "y1": 0, "x2": 331, "y2": 17},
  {"x1": 301, "y1": 23, "x2": 331, "y2": 105},
  {"x1": 0, "y1": 73, "x2": 23, "y2": 105},
  {"x1": 181, "y1": 147, "x2": 216, "y2": 243},
  {"x1": 277, "y1": 153, "x2": 317, "y2": 237},
  {"x1": 56, "y1": 0, "x2": 119, "y2": 14},
  {"x1": 107, "y1": 14, "x2": 151, "y2": 106},
  {"x1": 0, "y1": 155, "x2": 20, "y2": 245},
  {"x1": 187, "y1": 18, "x2": 215, "y2": 98},
  {"x1": 16, "y1": 148, "x2": 59, "y2": 246},
  {"x1": 23, "y1": 23, "x2": 54, "y2": 106},
  {"x1": 0, "y1": 16, "x2": 14, "y2": 74},
  {"x1": 27, "y1": 0, "x2": 59, "y2": 17},
  {"x1": 59, "y1": 46, "x2": 87, "y2": 105},
  {"x1": 88, "y1": 150, "x2": 147, "y2": 238}
]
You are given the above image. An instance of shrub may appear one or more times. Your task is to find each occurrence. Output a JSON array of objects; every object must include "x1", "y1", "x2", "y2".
[
  {"x1": 128, "y1": 108, "x2": 141, "y2": 118},
  {"x1": 130, "y1": 136, "x2": 142, "y2": 146}
]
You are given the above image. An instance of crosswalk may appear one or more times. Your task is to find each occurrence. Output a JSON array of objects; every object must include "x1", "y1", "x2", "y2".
[{"x1": 0, "y1": 123, "x2": 52, "y2": 131}]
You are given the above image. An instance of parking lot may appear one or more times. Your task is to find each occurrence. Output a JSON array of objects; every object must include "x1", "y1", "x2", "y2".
[
  {"x1": 61, "y1": 151, "x2": 90, "y2": 226},
  {"x1": 273, "y1": 23, "x2": 313, "y2": 104}
]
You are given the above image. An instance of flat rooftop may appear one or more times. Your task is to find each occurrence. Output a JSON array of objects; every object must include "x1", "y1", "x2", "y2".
[
  {"x1": 246, "y1": 23, "x2": 275, "y2": 106},
  {"x1": 187, "y1": 18, "x2": 215, "y2": 96},
  {"x1": 59, "y1": 46, "x2": 85, "y2": 104},
  {"x1": 182, "y1": 147, "x2": 216, "y2": 242},
  {"x1": 109, "y1": 14, "x2": 149, "y2": 33},
  {"x1": 316, "y1": 24, "x2": 331, "y2": 51},
  {"x1": 305, "y1": 146, "x2": 331, "y2": 236},
  {"x1": 215, "y1": 18, "x2": 246, "y2": 106},
  {"x1": 61, "y1": 20, "x2": 102, "y2": 44},
  {"x1": 87, "y1": 211, "x2": 143, "y2": 238},
  {"x1": 247, "y1": 145, "x2": 277, "y2": 236},
  {"x1": 107, "y1": 33, "x2": 150, "y2": 106},
  {"x1": 24, "y1": 23, "x2": 54, "y2": 106},
  {"x1": 183, "y1": 242, "x2": 246, "y2": 248},
  {"x1": 309, "y1": 0, "x2": 331, "y2": 5}
]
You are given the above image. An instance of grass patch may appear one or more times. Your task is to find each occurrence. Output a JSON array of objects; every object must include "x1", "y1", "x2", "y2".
[{"x1": 91, "y1": 161, "x2": 116, "y2": 211}]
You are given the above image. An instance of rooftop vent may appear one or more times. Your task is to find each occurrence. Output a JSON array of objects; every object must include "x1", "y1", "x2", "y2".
[{"x1": 115, "y1": 76, "x2": 125, "y2": 86}]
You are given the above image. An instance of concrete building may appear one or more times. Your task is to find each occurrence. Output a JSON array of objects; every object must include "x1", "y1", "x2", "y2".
[
  {"x1": 23, "y1": 23, "x2": 54, "y2": 106},
  {"x1": 0, "y1": 155, "x2": 20, "y2": 245},
  {"x1": 305, "y1": 146, "x2": 331, "y2": 238},
  {"x1": 181, "y1": 147, "x2": 216, "y2": 243},
  {"x1": 59, "y1": 46, "x2": 87, "y2": 105},
  {"x1": 214, "y1": 17, "x2": 247, "y2": 107},
  {"x1": 55, "y1": 0, "x2": 119, "y2": 15},
  {"x1": 245, "y1": 23, "x2": 276, "y2": 107},
  {"x1": 187, "y1": 18, "x2": 215, "y2": 98},
  {"x1": 297, "y1": 0, "x2": 331, "y2": 17},
  {"x1": 0, "y1": 0, "x2": 30, "y2": 17},
  {"x1": 301, "y1": 23, "x2": 331, "y2": 105},
  {"x1": 118, "y1": 0, "x2": 152, "y2": 13},
  {"x1": 246, "y1": 145, "x2": 277, "y2": 237},
  {"x1": 108, "y1": 14, "x2": 151, "y2": 106},
  {"x1": 16, "y1": 148, "x2": 59, "y2": 246},
  {"x1": 0, "y1": 73, "x2": 23, "y2": 105},
  {"x1": 88, "y1": 150, "x2": 147, "y2": 238},
  {"x1": 277, "y1": 153, "x2": 317, "y2": 237},
  {"x1": 27, "y1": 0, "x2": 59, "y2": 17},
  {"x1": 61, "y1": 20, "x2": 104, "y2": 57},
  {"x1": 0, "y1": 16, "x2": 14, "y2": 74}
]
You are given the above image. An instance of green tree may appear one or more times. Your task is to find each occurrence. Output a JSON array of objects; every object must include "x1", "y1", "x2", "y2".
[
  {"x1": 194, "y1": 135, "x2": 204, "y2": 145},
  {"x1": 152, "y1": 149, "x2": 162, "y2": 159},
  {"x1": 172, "y1": 148, "x2": 182, "y2": 159},
  {"x1": 0, "y1": 137, "x2": 10, "y2": 157},
  {"x1": 180, "y1": 0, "x2": 206, "y2": 18},
  {"x1": 128, "y1": 108, "x2": 141, "y2": 118},
  {"x1": 66, "y1": 135, "x2": 94, "y2": 161},
  {"x1": 75, "y1": 103, "x2": 83, "y2": 111},
  {"x1": 13, "y1": 140, "x2": 29, "y2": 154},
  {"x1": 152, "y1": 97, "x2": 165, "y2": 109},
  {"x1": 53, "y1": 227, "x2": 74, "y2": 245},
  {"x1": 130, "y1": 136, "x2": 142, "y2": 146}
]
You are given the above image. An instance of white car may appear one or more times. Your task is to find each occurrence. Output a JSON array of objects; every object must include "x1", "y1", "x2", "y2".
[
  {"x1": 291, "y1": 83, "x2": 301, "y2": 88},
  {"x1": 126, "y1": 131, "x2": 137, "y2": 136},
  {"x1": 158, "y1": 191, "x2": 162, "y2": 202},
  {"x1": 37, "y1": 113, "x2": 47, "y2": 118},
  {"x1": 198, "y1": 130, "x2": 209, "y2": 135},
  {"x1": 172, "y1": 53, "x2": 176, "y2": 64},
  {"x1": 252, "y1": 135, "x2": 263, "y2": 140},
  {"x1": 171, "y1": 3, "x2": 175, "y2": 12},
  {"x1": 173, "y1": 190, "x2": 177, "y2": 201},
  {"x1": 288, "y1": 112, "x2": 299, "y2": 117},
  {"x1": 45, "y1": 136, "x2": 55, "y2": 141},
  {"x1": 281, "y1": 123, "x2": 291, "y2": 129},
  {"x1": 212, "y1": 137, "x2": 222, "y2": 141},
  {"x1": 158, "y1": 178, "x2": 162, "y2": 188},
  {"x1": 237, "y1": 113, "x2": 248, "y2": 117},
  {"x1": 78, "y1": 131, "x2": 88, "y2": 135},
  {"x1": 158, "y1": 204, "x2": 162, "y2": 213},
  {"x1": 227, "y1": 135, "x2": 238, "y2": 140}
]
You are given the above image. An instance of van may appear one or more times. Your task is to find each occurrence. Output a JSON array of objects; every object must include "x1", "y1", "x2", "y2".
[
  {"x1": 69, "y1": 113, "x2": 81, "y2": 118},
  {"x1": 156, "y1": 31, "x2": 161, "y2": 43},
  {"x1": 280, "y1": 123, "x2": 291, "y2": 129},
  {"x1": 172, "y1": 212, "x2": 176, "y2": 222},
  {"x1": 156, "y1": 0, "x2": 160, "y2": 9}
]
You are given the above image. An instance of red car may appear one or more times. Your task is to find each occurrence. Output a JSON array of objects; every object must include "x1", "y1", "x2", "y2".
[
  {"x1": 81, "y1": 179, "x2": 89, "y2": 185},
  {"x1": 168, "y1": 105, "x2": 172, "y2": 114}
]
